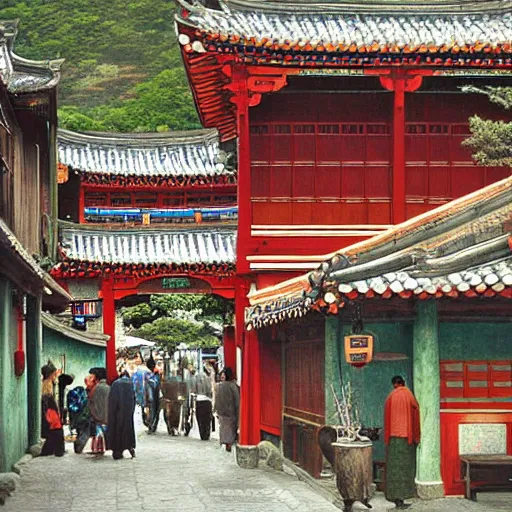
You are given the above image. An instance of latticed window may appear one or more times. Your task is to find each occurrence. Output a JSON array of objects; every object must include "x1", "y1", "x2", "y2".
[{"x1": 441, "y1": 361, "x2": 512, "y2": 400}]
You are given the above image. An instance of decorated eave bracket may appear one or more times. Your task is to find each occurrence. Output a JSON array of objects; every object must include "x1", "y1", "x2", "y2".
[{"x1": 222, "y1": 64, "x2": 289, "y2": 108}]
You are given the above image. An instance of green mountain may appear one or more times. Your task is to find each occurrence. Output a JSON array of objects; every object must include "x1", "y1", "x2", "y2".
[{"x1": 0, "y1": 0, "x2": 200, "y2": 132}]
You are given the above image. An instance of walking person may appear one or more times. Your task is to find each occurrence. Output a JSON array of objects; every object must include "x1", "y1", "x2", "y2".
[
  {"x1": 108, "y1": 370, "x2": 136, "y2": 460},
  {"x1": 189, "y1": 364, "x2": 213, "y2": 441},
  {"x1": 384, "y1": 375, "x2": 421, "y2": 510},
  {"x1": 87, "y1": 367, "x2": 110, "y2": 454},
  {"x1": 131, "y1": 352, "x2": 151, "y2": 426},
  {"x1": 214, "y1": 367, "x2": 239, "y2": 452},
  {"x1": 145, "y1": 354, "x2": 161, "y2": 435},
  {"x1": 40, "y1": 362, "x2": 65, "y2": 457}
]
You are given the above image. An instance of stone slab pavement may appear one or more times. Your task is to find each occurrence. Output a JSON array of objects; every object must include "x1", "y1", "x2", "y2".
[
  {"x1": 3, "y1": 409, "x2": 512, "y2": 512},
  {"x1": 3, "y1": 412, "x2": 340, "y2": 512}
]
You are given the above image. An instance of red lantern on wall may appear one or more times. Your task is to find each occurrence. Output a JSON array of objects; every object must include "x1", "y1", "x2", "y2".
[{"x1": 14, "y1": 350, "x2": 25, "y2": 377}]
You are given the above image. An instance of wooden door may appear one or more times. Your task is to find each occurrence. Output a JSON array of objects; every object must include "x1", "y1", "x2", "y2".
[{"x1": 282, "y1": 317, "x2": 325, "y2": 477}]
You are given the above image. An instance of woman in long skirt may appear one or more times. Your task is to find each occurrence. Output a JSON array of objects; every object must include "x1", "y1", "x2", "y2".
[{"x1": 214, "y1": 368, "x2": 239, "y2": 452}]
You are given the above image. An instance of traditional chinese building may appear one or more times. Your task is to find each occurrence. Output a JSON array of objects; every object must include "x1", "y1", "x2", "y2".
[
  {"x1": 174, "y1": 0, "x2": 512, "y2": 460},
  {"x1": 0, "y1": 20, "x2": 71, "y2": 474},
  {"x1": 247, "y1": 175, "x2": 512, "y2": 496},
  {"x1": 53, "y1": 128, "x2": 238, "y2": 381}
]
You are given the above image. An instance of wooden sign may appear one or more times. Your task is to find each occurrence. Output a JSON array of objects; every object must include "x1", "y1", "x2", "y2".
[
  {"x1": 137, "y1": 276, "x2": 212, "y2": 295},
  {"x1": 344, "y1": 335, "x2": 374, "y2": 365},
  {"x1": 57, "y1": 163, "x2": 69, "y2": 184}
]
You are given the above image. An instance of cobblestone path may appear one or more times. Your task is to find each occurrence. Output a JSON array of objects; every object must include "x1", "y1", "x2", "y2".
[
  {"x1": 3, "y1": 423, "x2": 339, "y2": 512},
  {"x1": 3, "y1": 412, "x2": 512, "y2": 512}
]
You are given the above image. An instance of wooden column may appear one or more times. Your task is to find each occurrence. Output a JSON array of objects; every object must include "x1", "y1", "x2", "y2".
[
  {"x1": 392, "y1": 79, "x2": 406, "y2": 224},
  {"x1": 413, "y1": 300, "x2": 444, "y2": 499},
  {"x1": 223, "y1": 325, "x2": 236, "y2": 375},
  {"x1": 26, "y1": 294, "x2": 42, "y2": 447},
  {"x1": 78, "y1": 185, "x2": 85, "y2": 224},
  {"x1": 380, "y1": 73, "x2": 422, "y2": 225},
  {"x1": 236, "y1": 279, "x2": 261, "y2": 445},
  {"x1": 101, "y1": 279, "x2": 117, "y2": 383},
  {"x1": 232, "y1": 68, "x2": 251, "y2": 275}
]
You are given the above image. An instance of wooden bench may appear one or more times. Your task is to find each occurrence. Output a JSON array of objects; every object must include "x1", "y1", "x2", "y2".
[{"x1": 460, "y1": 455, "x2": 512, "y2": 501}]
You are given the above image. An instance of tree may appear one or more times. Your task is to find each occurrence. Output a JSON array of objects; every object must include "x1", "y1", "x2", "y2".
[
  {"x1": 464, "y1": 86, "x2": 512, "y2": 167},
  {"x1": 132, "y1": 317, "x2": 220, "y2": 354},
  {"x1": 0, "y1": 1, "x2": 199, "y2": 132}
]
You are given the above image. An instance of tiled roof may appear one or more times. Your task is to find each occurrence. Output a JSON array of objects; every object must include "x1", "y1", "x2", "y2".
[
  {"x1": 246, "y1": 176, "x2": 512, "y2": 329},
  {"x1": 59, "y1": 226, "x2": 237, "y2": 266},
  {"x1": 177, "y1": 1, "x2": 512, "y2": 57},
  {"x1": 0, "y1": 218, "x2": 72, "y2": 301},
  {"x1": 42, "y1": 312, "x2": 108, "y2": 348},
  {"x1": 0, "y1": 20, "x2": 63, "y2": 94},
  {"x1": 58, "y1": 129, "x2": 232, "y2": 178}
]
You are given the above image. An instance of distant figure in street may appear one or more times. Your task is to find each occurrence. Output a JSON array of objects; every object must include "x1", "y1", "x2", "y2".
[
  {"x1": 87, "y1": 367, "x2": 110, "y2": 454},
  {"x1": 145, "y1": 353, "x2": 161, "y2": 435},
  {"x1": 384, "y1": 376, "x2": 420, "y2": 510},
  {"x1": 131, "y1": 353, "x2": 151, "y2": 427},
  {"x1": 162, "y1": 375, "x2": 188, "y2": 436},
  {"x1": 189, "y1": 364, "x2": 213, "y2": 441},
  {"x1": 40, "y1": 362, "x2": 65, "y2": 457},
  {"x1": 214, "y1": 367, "x2": 239, "y2": 452},
  {"x1": 108, "y1": 371, "x2": 136, "y2": 460},
  {"x1": 57, "y1": 373, "x2": 74, "y2": 425}
]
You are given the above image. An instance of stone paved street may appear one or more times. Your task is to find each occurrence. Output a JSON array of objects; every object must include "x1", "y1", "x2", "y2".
[
  {"x1": 3, "y1": 414, "x2": 341, "y2": 512},
  {"x1": 3, "y1": 412, "x2": 512, "y2": 512}
]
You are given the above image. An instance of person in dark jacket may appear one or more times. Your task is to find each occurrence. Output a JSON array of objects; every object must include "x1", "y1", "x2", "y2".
[
  {"x1": 108, "y1": 371, "x2": 136, "y2": 460},
  {"x1": 41, "y1": 362, "x2": 65, "y2": 457},
  {"x1": 145, "y1": 355, "x2": 161, "y2": 435}
]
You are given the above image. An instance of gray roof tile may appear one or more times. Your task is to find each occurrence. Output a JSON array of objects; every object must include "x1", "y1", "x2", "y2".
[
  {"x1": 57, "y1": 129, "x2": 230, "y2": 177},
  {"x1": 178, "y1": 0, "x2": 512, "y2": 53},
  {"x1": 0, "y1": 21, "x2": 62, "y2": 94},
  {"x1": 60, "y1": 227, "x2": 237, "y2": 265}
]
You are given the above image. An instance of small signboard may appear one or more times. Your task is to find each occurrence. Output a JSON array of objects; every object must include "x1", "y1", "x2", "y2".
[
  {"x1": 344, "y1": 334, "x2": 374, "y2": 366},
  {"x1": 142, "y1": 213, "x2": 151, "y2": 225},
  {"x1": 162, "y1": 277, "x2": 191, "y2": 289},
  {"x1": 71, "y1": 299, "x2": 102, "y2": 318}
]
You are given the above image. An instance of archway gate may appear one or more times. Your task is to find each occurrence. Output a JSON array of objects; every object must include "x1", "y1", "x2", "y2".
[{"x1": 51, "y1": 225, "x2": 237, "y2": 381}]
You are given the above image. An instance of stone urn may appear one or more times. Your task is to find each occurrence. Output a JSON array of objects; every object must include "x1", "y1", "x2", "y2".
[{"x1": 318, "y1": 426, "x2": 374, "y2": 512}]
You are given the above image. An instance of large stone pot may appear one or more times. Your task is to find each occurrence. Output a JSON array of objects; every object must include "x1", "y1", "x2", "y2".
[{"x1": 332, "y1": 441, "x2": 373, "y2": 512}]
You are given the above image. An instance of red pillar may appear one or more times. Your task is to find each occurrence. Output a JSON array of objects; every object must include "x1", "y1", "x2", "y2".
[
  {"x1": 236, "y1": 279, "x2": 261, "y2": 445},
  {"x1": 392, "y1": 78, "x2": 406, "y2": 225},
  {"x1": 232, "y1": 67, "x2": 251, "y2": 275},
  {"x1": 78, "y1": 185, "x2": 85, "y2": 224},
  {"x1": 101, "y1": 279, "x2": 117, "y2": 383},
  {"x1": 223, "y1": 325, "x2": 236, "y2": 375}
]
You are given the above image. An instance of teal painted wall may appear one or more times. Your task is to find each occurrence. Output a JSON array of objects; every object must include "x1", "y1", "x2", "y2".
[
  {"x1": 0, "y1": 277, "x2": 29, "y2": 472},
  {"x1": 42, "y1": 327, "x2": 105, "y2": 388},
  {"x1": 328, "y1": 320, "x2": 413, "y2": 462},
  {"x1": 440, "y1": 322, "x2": 512, "y2": 360}
]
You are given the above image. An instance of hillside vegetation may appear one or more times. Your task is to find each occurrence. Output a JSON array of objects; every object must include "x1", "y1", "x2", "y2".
[{"x1": 0, "y1": 0, "x2": 200, "y2": 132}]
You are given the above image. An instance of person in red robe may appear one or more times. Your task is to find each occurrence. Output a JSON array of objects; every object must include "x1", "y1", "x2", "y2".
[{"x1": 384, "y1": 375, "x2": 420, "y2": 509}]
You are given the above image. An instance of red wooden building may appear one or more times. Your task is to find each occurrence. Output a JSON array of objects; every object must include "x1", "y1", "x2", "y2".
[
  {"x1": 247, "y1": 176, "x2": 512, "y2": 496},
  {"x1": 54, "y1": 128, "x2": 238, "y2": 382},
  {"x1": 175, "y1": 0, "x2": 512, "y2": 454}
]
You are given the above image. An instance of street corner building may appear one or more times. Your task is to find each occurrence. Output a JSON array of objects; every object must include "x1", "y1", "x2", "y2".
[
  {"x1": 172, "y1": 0, "x2": 512, "y2": 455},
  {"x1": 0, "y1": 21, "x2": 71, "y2": 474},
  {"x1": 247, "y1": 176, "x2": 512, "y2": 498},
  {"x1": 52, "y1": 128, "x2": 238, "y2": 382}
]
